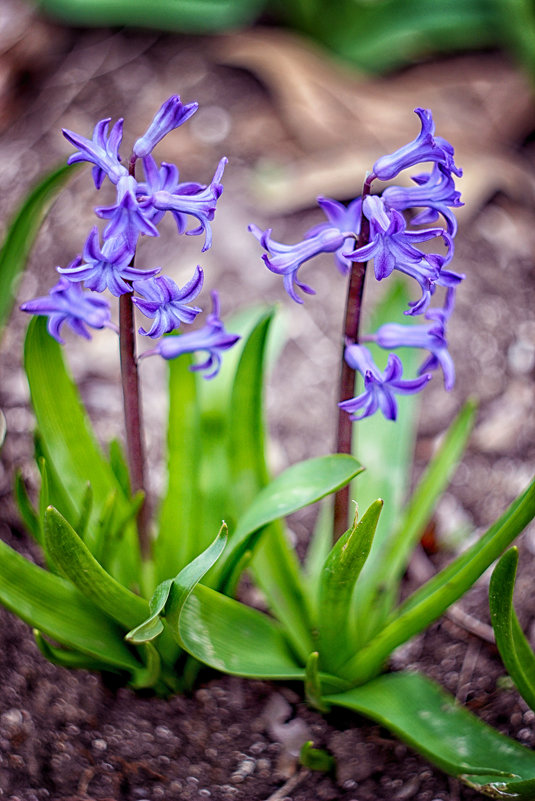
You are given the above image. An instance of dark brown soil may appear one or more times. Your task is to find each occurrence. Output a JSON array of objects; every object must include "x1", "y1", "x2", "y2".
[{"x1": 1, "y1": 5, "x2": 535, "y2": 800}]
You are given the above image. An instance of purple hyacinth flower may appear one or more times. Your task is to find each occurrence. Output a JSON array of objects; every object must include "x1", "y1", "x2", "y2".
[
  {"x1": 307, "y1": 196, "x2": 363, "y2": 275},
  {"x1": 339, "y1": 344, "x2": 431, "y2": 421},
  {"x1": 133, "y1": 95, "x2": 198, "y2": 158},
  {"x1": 248, "y1": 223, "x2": 346, "y2": 304},
  {"x1": 346, "y1": 195, "x2": 453, "y2": 315},
  {"x1": 132, "y1": 267, "x2": 204, "y2": 338},
  {"x1": 372, "y1": 293, "x2": 456, "y2": 390},
  {"x1": 140, "y1": 291, "x2": 240, "y2": 378},
  {"x1": 63, "y1": 117, "x2": 128, "y2": 189},
  {"x1": 371, "y1": 108, "x2": 462, "y2": 182},
  {"x1": 58, "y1": 228, "x2": 160, "y2": 297},
  {"x1": 20, "y1": 276, "x2": 113, "y2": 344},
  {"x1": 382, "y1": 164, "x2": 463, "y2": 236},
  {"x1": 96, "y1": 175, "x2": 160, "y2": 250},
  {"x1": 148, "y1": 157, "x2": 227, "y2": 251}
]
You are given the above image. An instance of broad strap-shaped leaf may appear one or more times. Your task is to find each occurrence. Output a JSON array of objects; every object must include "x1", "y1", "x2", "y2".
[
  {"x1": 214, "y1": 454, "x2": 363, "y2": 587},
  {"x1": 25, "y1": 318, "x2": 141, "y2": 584},
  {"x1": 318, "y1": 500, "x2": 382, "y2": 672},
  {"x1": 130, "y1": 524, "x2": 227, "y2": 645},
  {"x1": 340, "y1": 476, "x2": 535, "y2": 684},
  {"x1": 33, "y1": 629, "x2": 122, "y2": 672},
  {"x1": 126, "y1": 579, "x2": 172, "y2": 644},
  {"x1": 355, "y1": 401, "x2": 477, "y2": 642},
  {"x1": 44, "y1": 506, "x2": 148, "y2": 630},
  {"x1": 228, "y1": 309, "x2": 273, "y2": 507},
  {"x1": 14, "y1": 471, "x2": 41, "y2": 545},
  {"x1": 325, "y1": 671, "x2": 535, "y2": 799},
  {"x1": 0, "y1": 538, "x2": 139, "y2": 670},
  {"x1": 37, "y1": 0, "x2": 266, "y2": 33},
  {"x1": 0, "y1": 163, "x2": 75, "y2": 332},
  {"x1": 490, "y1": 548, "x2": 535, "y2": 711},
  {"x1": 178, "y1": 583, "x2": 348, "y2": 692},
  {"x1": 155, "y1": 353, "x2": 201, "y2": 580}
]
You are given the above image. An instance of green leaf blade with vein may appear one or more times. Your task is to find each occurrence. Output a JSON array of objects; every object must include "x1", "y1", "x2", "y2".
[
  {"x1": 318, "y1": 500, "x2": 382, "y2": 672},
  {"x1": 326, "y1": 671, "x2": 535, "y2": 798},
  {"x1": 355, "y1": 400, "x2": 477, "y2": 639},
  {"x1": 214, "y1": 454, "x2": 363, "y2": 587},
  {"x1": 0, "y1": 163, "x2": 75, "y2": 332},
  {"x1": 342, "y1": 476, "x2": 535, "y2": 684},
  {"x1": 0, "y1": 538, "x2": 139, "y2": 671},
  {"x1": 24, "y1": 317, "x2": 141, "y2": 584},
  {"x1": 155, "y1": 353, "x2": 201, "y2": 580},
  {"x1": 489, "y1": 548, "x2": 535, "y2": 711},
  {"x1": 44, "y1": 506, "x2": 148, "y2": 630}
]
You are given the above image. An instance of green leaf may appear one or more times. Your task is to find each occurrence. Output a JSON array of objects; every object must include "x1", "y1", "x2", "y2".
[
  {"x1": 33, "y1": 629, "x2": 122, "y2": 672},
  {"x1": 228, "y1": 309, "x2": 273, "y2": 506},
  {"x1": 318, "y1": 500, "x2": 382, "y2": 672},
  {"x1": 490, "y1": 548, "x2": 535, "y2": 711},
  {"x1": 14, "y1": 471, "x2": 41, "y2": 545},
  {"x1": 300, "y1": 741, "x2": 335, "y2": 773},
  {"x1": 305, "y1": 651, "x2": 330, "y2": 712},
  {"x1": 155, "y1": 353, "x2": 201, "y2": 580},
  {"x1": 215, "y1": 454, "x2": 363, "y2": 586},
  {"x1": 44, "y1": 506, "x2": 148, "y2": 630},
  {"x1": 0, "y1": 163, "x2": 75, "y2": 332},
  {"x1": 164, "y1": 523, "x2": 228, "y2": 634},
  {"x1": 326, "y1": 671, "x2": 535, "y2": 798},
  {"x1": 37, "y1": 0, "x2": 266, "y2": 33},
  {"x1": 24, "y1": 318, "x2": 140, "y2": 583},
  {"x1": 356, "y1": 401, "x2": 477, "y2": 638},
  {"x1": 108, "y1": 438, "x2": 131, "y2": 497},
  {"x1": 341, "y1": 477, "x2": 535, "y2": 684},
  {"x1": 126, "y1": 579, "x2": 172, "y2": 644},
  {"x1": 0, "y1": 538, "x2": 139, "y2": 670}
]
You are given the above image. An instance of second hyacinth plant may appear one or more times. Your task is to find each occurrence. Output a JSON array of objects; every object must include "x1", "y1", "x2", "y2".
[{"x1": 1, "y1": 98, "x2": 535, "y2": 797}]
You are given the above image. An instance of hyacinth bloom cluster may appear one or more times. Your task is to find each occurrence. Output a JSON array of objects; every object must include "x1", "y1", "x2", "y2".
[
  {"x1": 20, "y1": 96, "x2": 238, "y2": 378},
  {"x1": 250, "y1": 107, "x2": 464, "y2": 420}
]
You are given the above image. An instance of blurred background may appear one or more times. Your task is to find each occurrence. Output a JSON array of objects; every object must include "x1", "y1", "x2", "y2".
[{"x1": 1, "y1": 0, "x2": 535, "y2": 533}]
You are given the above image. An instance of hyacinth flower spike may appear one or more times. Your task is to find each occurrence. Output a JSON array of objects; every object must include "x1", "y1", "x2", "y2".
[
  {"x1": 132, "y1": 267, "x2": 204, "y2": 338},
  {"x1": 382, "y1": 163, "x2": 464, "y2": 236},
  {"x1": 371, "y1": 107, "x2": 462, "y2": 181},
  {"x1": 140, "y1": 291, "x2": 240, "y2": 379},
  {"x1": 339, "y1": 344, "x2": 431, "y2": 421},
  {"x1": 148, "y1": 157, "x2": 228, "y2": 251},
  {"x1": 133, "y1": 95, "x2": 199, "y2": 159},
  {"x1": 20, "y1": 276, "x2": 115, "y2": 344},
  {"x1": 58, "y1": 228, "x2": 160, "y2": 297},
  {"x1": 96, "y1": 175, "x2": 160, "y2": 251},
  {"x1": 63, "y1": 117, "x2": 128, "y2": 189}
]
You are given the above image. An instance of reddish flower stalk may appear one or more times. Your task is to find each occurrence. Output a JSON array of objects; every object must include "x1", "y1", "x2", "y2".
[{"x1": 333, "y1": 176, "x2": 373, "y2": 540}]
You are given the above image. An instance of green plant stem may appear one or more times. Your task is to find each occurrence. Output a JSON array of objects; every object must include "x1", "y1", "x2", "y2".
[
  {"x1": 333, "y1": 176, "x2": 372, "y2": 540},
  {"x1": 119, "y1": 292, "x2": 150, "y2": 559}
]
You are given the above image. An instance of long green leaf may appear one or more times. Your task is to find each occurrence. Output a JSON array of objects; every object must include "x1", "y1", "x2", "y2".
[
  {"x1": 341, "y1": 476, "x2": 535, "y2": 684},
  {"x1": 215, "y1": 454, "x2": 363, "y2": 585},
  {"x1": 24, "y1": 318, "x2": 140, "y2": 584},
  {"x1": 228, "y1": 309, "x2": 273, "y2": 506},
  {"x1": 0, "y1": 538, "x2": 139, "y2": 670},
  {"x1": 318, "y1": 500, "x2": 382, "y2": 672},
  {"x1": 326, "y1": 671, "x2": 535, "y2": 798},
  {"x1": 490, "y1": 548, "x2": 535, "y2": 711},
  {"x1": 355, "y1": 400, "x2": 477, "y2": 639},
  {"x1": 0, "y1": 164, "x2": 75, "y2": 332},
  {"x1": 33, "y1": 629, "x2": 122, "y2": 672},
  {"x1": 44, "y1": 506, "x2": 148, "y2": 630},
  {"x1": 179, "y1": 583, "x2": 348, "y2": 692},
  {"x1": 155, "y1": 353, "x2": 201, "y2": 580},
  {"x1": 37, "y1": 0, "x2": 266, "y2": 33}
]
